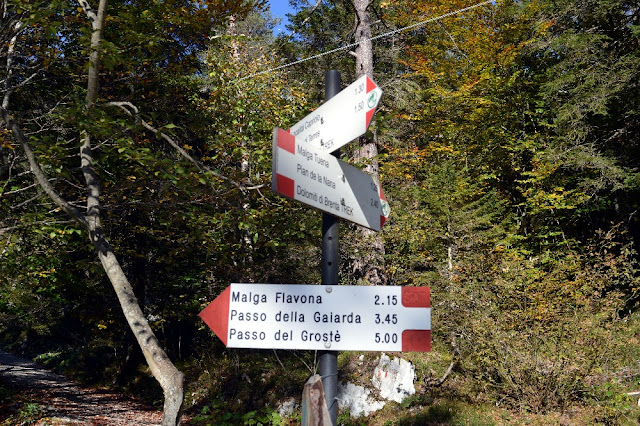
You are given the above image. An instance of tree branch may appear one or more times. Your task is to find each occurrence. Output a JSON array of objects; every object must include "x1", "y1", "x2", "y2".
[
  {"x1": 0, "y1": 106, "x2": 88, "y2": 227},
  {"x1": 299, "y1": 0, "x2": 323, "y2": 27},
  {"x1": 77, "y1": 0, "x2": 100, "y2": 29},
  {"x1": 3, "y1": 18, "x2": 24, "y2": 109},
  {"x1": 106, "y1": 101, "x2": 267, "y2": 192},
  {"x1": 370, "y1": 4, "x2": 390, "y2": 30},
  {"x1": 423, "y1": 334, "x2": 460, "y2": 388},
  {"x1": 2, "y1": 180, "x2": 47, "y2": 196},
  {"x1": 0, "y1": 219, "x2": 75, "y2": 235}
]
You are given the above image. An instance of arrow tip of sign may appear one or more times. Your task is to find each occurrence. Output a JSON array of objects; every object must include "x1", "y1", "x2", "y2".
[
  {"x1": 366, "y1": 108, "x2": 376, "y2": 130},
  {"x1": 199, "y1": 286, "x2": 231, "y2": 346},
  {"x1": 366, "y1": 76, "x2": 377, "y2": 93}
]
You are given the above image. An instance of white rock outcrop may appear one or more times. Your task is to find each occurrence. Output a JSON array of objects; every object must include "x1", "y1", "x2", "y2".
[
  {"x1": 371, "y1": 353, "x2": 416, "y2": 403},
  {"x1": 336, "y1": 382, "x2": 385, "y2": 417},
  {"x1": 337, "y1": 353, "x2": 416, "y2": 418}
]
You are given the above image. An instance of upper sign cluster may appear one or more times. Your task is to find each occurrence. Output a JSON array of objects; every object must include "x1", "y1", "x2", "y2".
[{"x1": 272, "y1": 75, "x2": 389, "y2": 230}]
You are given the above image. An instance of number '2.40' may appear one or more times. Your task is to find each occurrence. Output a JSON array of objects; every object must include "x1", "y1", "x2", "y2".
[{"x1": 374, "y1": 294, "x2": 398, "y2": 306}]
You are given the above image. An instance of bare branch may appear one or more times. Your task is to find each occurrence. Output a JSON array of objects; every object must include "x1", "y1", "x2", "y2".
[
  {"x1": 2, "y1": 181, "x2": 44, "y2": 196},
  {"x1": 438, "y1": 22, "x2": 469, "y2": 63},
  {"x1": 299, "y1": 0, "x2": 323, "y2": 27},
  {"x1": 3, "y1": 70, "x2": 40, "y2": 106},
  {"x1": 423, "y1": 335, "x2": 460, "y2": 388},
  {"x1": 0, "y1": 219, "x2": 75, "y2": 235},
  {"x1": 11, "y1": 193, "x2": 43, "y2": 210},
  {"x1": 371, "y1": 5, "x2": 389, "y2": 28}
]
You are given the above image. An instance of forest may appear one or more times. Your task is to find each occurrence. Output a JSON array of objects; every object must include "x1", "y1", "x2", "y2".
[{"x1": 1, "y1": 0, "x2": 640, "y2": 424}]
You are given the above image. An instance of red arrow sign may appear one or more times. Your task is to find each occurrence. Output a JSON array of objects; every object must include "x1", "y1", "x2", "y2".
[{"x1": 199, "y1": 284, "x2": 430, "y2": 352}]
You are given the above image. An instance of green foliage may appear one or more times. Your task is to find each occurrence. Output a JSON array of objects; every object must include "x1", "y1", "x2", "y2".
[
  {"x1": 0, "y1": 385, "x2": 45, "y2": 426},
  {"x1": 7, "y1": 402, "x2": 44, "y2": 425},
  {"x1": 183, "y1": 348, "x2": 314, "y2": 425},
  {"x1": 378, "y1": 0, "x2": 640, "y2": 417},
  {"x1": 190, "y1": 402, "x2": 283, "y2": 425},
  {"x1": 2, "y1": 0, "x2": 640, "y2": 422}
]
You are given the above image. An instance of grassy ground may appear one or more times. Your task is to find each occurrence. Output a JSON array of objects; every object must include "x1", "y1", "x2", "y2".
[
  {"x1": 2, "y1": 358, "x2": 639, "y2": 425},
  {"x1": 179, "y1": 347, "x2": 640, "y2": 425}
]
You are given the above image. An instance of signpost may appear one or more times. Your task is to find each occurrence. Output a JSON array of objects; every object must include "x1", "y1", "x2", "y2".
[
  {"x1": 272, "y1": 128, "x2": 389, "y2": 231},
  {"x1": 199, "y1": 284, "x2": 431, "y2": 352},
  {"x1": 289, "y1": 74, "x2": 383, "y2": 154},
  {"x1": 200, "y1": 71, "x2": 429, "y2": 426}
]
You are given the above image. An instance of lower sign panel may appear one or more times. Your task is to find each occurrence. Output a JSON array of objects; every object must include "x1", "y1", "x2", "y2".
[{"x1": 199, "y1": 284, "x2": 431, "y2": 352}]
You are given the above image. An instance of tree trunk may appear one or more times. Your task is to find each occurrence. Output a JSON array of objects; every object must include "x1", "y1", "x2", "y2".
[
  {"x1": 95, "y1": 241, "x2": 184, "y2": 425},
  {"x1": 77, "y1": 1, "x2": 184, "y2": 423},
  {"x1": 1, "y1": 1, "x2": 186, "y2": 423},
  {"x1": 352, "y1": 0, "x2": 387, "y2": 286},
  {"x1": 227, "y1": 15, "x2": 255, "y2": 274}
]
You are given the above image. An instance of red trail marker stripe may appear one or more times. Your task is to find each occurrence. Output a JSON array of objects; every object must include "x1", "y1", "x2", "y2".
[
  {"x1": 366, "y1": 75, "x2": 376, "y2": 93},
  {"x1": 401, "y1": 287, "x2": 430, "y2": 308},
  {"x1": 275, "y1": 174, "x2": 295, "y2": 198},
  {"x1": 365, "y1": 108, "x2": 375, "y2": 130},
  {"x1": 402, "y1": 330, "x2": 431, "y2": 352},
  {"x1": 277, "y1": 128, "x2": 296, "y2": 154}
]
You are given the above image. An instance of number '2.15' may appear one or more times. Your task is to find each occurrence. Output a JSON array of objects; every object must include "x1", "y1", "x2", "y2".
[{"x1": 374, "y1": 294, "x2": 398, "y2": 306}]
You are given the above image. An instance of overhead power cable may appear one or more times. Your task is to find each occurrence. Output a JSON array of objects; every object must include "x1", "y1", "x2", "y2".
[{"x1": 234, "y1": 0, "x2": 496, "y2": 82}]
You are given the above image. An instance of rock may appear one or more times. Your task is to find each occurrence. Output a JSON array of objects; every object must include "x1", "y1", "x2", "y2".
[
  {"x1": 336, "y1": 382, "x2": 385, "y2": 418},
  {"x1": 626, "y1": 391, "x2": 640, "y2": 406},
  {"x1": 336, "y1": 353, "x2": 416, "y2": 418},
  {"x1": 371, "y1": 353, "x2": 415, "y2": 403},
  {"x1": 277, "y1": 397, "x2": 298, "y2": 418}
]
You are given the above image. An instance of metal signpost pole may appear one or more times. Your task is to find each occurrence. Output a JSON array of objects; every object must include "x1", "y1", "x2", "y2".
[{"x1": 319, "y1": 69, "x2": 340, "y2": 426}]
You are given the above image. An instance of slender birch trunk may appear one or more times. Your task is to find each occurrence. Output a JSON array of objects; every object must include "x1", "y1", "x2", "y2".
[
  {"x1": 2, "y1": 1, "x2": 185, "y2": 423},
  {"x1": 78, "y1": 1, "x2": 184, "y2": 423}
]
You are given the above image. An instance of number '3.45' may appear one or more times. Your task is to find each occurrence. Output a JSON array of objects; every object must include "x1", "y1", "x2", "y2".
[{"x1": 375, "y1": 313, "x2": 397, "y2": 324}]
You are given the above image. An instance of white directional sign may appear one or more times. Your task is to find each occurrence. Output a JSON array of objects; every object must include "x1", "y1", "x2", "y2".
[
  {"x1": 289, "y1": 75, "x2": 383, "y2": 153},
  {"x1": 272, "y1": 128, "x2": 389, "y2": 231},
  {"x1": 199, "y1": 283, "x2": 431, "y2": 352}
]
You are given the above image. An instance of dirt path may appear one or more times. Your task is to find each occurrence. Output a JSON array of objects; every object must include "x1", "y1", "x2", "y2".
[{"x1": 0, "y1": 349, "x2": 163, "y2": 425}]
